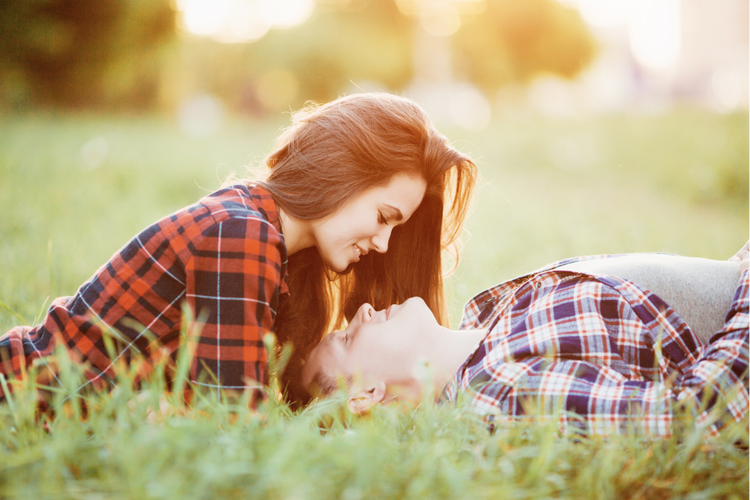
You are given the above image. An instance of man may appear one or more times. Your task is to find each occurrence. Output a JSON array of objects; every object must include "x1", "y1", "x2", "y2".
[{"x1": 299, "y1": 248, "x2": 749, "y2": 437}]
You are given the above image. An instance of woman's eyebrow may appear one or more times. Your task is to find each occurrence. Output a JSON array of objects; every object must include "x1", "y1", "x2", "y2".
[{"x1": 382, "y1": 204, "x2": 403, "y2": 221}]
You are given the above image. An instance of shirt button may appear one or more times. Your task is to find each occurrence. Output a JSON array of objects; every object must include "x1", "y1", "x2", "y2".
[{"x1": 535, "y1": 282, "x2": 542, "y2": 289}]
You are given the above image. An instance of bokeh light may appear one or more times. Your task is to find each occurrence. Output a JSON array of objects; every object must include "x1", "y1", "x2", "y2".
[
  {"x1": 711, "y1": 68, "x2": 742, "y2": 113},
  {"x1": 448, "y1": 83, "x2": 491, "y2": 131},
  {"x1": 576, "y1": 0, "x2": 630, "y2": 27},
  {"x1": 179, "y1": 0, "x2": 233, "y2": 36},
  {"x1": 566, "y1": 0, "x2": 682, "y2": 70},
  {"x1": 396, "y1": 0, "x2": 485, "y2": 36},
  {"x1": 80, "y1": 136, "x2": 110, "y2": 170},
  {"x1": 177, "y1": 94, "x2": 225, "y2": 137},
  {"x1": 629, "y1": 0, "x2": 680, "y2": 70},
  {"x1": 258, "y1": 0, "x2": 315, "y2": 28},
  {"x1": 420, "y1": 5, "x2": 461, "y2": 37},
  {"x1": 176, "y1": 0, "x2": 313, "y2": 43}
]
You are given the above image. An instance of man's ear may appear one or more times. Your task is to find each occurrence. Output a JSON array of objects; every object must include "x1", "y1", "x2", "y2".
[{"x1": 347, "y1": 382, "x2": 386, "y2": 415}]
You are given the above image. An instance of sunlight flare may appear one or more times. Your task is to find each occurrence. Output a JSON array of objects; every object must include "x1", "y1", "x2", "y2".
[
  {"x1": 176, "y1": 0, "x2": 314, "y2": 43},
  {"x1": 629, "y1": 0, "x2": 681, "y2": 70}
]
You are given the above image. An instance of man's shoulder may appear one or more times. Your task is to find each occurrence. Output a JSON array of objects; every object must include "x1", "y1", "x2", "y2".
[
  {"x1": 458, "y1": 254, "x2": 621, "y2": 330},
  {"x1": 529, "y1": 253, "x2": 627, "y2": 273}
]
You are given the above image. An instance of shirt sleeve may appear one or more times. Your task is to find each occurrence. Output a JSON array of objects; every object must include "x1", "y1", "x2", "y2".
[
  {"x1": 471, "y1": 272, "x2": 749, "y2": 437},
  {"x1": 185, "y1": 215, "x2": 286, "y2": 391}
]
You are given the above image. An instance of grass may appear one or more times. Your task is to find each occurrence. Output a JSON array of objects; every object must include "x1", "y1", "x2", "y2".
[
  {"x1": 0, "y1": 334, "x2": 747, "y2": 499},
  {"x1": 0, "y1": 107, "x2": 748, "y2": 498}
]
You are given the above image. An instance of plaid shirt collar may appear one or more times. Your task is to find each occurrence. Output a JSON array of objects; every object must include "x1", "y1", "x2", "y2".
[
  {"x1": 246, "y1": 184, "x2": 289, "y2": 295},
  {"x1": 457, "y1": 254, "x2": 613, "y2": 331}
]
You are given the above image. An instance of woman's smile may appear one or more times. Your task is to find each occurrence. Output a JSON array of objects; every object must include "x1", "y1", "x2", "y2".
[{"x1": 353, "y1": 243, "x2": 366, "y2": 262}]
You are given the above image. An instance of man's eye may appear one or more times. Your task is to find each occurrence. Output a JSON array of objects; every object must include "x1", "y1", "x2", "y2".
[{"x1": 378, "y1": 211, "x2": 388, "y2": 225}]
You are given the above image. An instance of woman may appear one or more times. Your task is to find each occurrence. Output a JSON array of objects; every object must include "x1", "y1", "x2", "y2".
[{"x1": 0, "y1": 93, "x2": 476, "y2": 404}]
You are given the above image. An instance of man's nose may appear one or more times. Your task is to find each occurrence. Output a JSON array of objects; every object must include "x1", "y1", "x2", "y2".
[{"x1": 357, "y1": 303, "x2": 374, "y2": 323}]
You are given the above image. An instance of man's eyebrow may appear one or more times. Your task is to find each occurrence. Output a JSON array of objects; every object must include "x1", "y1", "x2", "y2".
[{"x1": 383, "y1": 204, "x2": 403, "y2": 222}]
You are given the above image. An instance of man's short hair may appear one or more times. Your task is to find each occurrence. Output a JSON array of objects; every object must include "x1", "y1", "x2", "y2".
[
  {"x1": 309, "y1": 369, "x2": 353, "y2": 398},
  {"x1": 311, "y1": 370, "x2": 339, "y2": 396},
  {"x1": 281, "y1": 346, "x2": 352, "y2": 406}
]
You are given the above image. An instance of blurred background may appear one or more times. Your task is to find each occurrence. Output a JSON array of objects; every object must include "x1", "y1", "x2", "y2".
[
  {"x1": 2, "y1": 0, "x2": 748, "y2": 121},
  {"x1": 0, "y1": 0, "x2": 748, "y2": 328}
]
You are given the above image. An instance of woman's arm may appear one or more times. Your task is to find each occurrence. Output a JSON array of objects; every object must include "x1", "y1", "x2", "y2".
[{"x1": 185, "y1": 216, "x2": 287, "y2": 393}]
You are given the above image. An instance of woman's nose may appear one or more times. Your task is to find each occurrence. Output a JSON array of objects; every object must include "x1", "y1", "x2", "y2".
[{"x1": 370, "y1": 226, "x2": 392, "y2": 253}]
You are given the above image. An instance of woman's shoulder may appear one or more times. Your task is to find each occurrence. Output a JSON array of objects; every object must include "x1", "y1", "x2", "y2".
[
  {"x1": 201, "y1": 183, "x2": 272, "y2": 212},
  {"x1": 198, "y1": 184, "x2": 282, "y2": 232}
]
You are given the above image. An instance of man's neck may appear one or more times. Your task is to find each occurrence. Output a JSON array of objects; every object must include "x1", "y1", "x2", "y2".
[{"x1": 422, "y1": 326, "x2": 487, "y2": 398}]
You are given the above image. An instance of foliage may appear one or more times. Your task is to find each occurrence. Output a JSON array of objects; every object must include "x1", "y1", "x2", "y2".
[
  {"x1": 454, "y1": 0, "x2": 598, "y2": 89},
  {"x1": 0, "y1": 0, "x2": 597, "y2": 111},
  {"x1": 0, "y1": 0, "x2": 175, "y2": 109},
  {"x1": 222, "y1": 0, "x2": 597, "y2": 109},
  {"x1": 245, "y1": 0, "x2": 415, "y2": 107},
  {"x1": 166, "y1": 0, "x2": 414, "y2": 115}
]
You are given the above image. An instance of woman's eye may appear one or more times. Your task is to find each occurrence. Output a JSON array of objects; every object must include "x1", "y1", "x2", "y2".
[{"x1": 378, "y1": 211, "x2": 388, "y2": 225}]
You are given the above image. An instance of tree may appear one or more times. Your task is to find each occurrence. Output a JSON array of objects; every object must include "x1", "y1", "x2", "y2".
[
  {"x1": 453, "y1": 0, "x2": 598, "y2": 90},
  {"x1": 245, "y1": 0, "x2": 414, "y2": 106},
  {"x1": 0, "y1": 0, "x2": 175, "y2": 109}
]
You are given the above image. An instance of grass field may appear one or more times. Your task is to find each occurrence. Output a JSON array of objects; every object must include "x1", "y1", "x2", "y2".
[{"x1": 0, "y1": 108, "x2": 748, "y2": 498}]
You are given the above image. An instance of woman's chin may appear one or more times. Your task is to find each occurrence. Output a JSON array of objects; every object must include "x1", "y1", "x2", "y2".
[
  {"x1": 320, "y1": 251, "x2": 358, "y2": 274},
  {"x1": 327, "y1": 260, "x2": 349, "y2": 273}
]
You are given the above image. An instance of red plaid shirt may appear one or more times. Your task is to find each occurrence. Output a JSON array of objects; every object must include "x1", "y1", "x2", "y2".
[
  {"x1": 441, "y1": 255, "x2": 749, "y2": 437},
  {"x1": 0, "y1": 184, "x2": 288, "y2": 397}
]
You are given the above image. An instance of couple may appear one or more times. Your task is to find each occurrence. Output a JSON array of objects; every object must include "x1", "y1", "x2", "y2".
[
  {"x1": 297, "y1": 247, "x2": 749, "y2": 437},
  {"x1": 1, "y1": 91, "x2": 746, "y2": 437}
]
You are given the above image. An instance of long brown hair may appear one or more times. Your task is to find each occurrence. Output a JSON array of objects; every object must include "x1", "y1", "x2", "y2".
[{"x1": 243, "y1": 93, "x2": 476, "y2": 406}]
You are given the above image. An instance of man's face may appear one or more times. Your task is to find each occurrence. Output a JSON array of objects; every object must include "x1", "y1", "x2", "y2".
[{"x1": 301, "y1": 297, "x2": 437, "y2": 396}]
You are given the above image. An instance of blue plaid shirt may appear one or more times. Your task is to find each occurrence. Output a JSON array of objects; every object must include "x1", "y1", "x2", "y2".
[{"x1": 441, "y1": 255, "x2": 749, "y2": 437}]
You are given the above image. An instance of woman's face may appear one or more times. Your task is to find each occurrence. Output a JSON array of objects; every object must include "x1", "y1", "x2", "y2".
[{"x1": 311, "y1": 173, "x2": 427, "y2": 272}]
